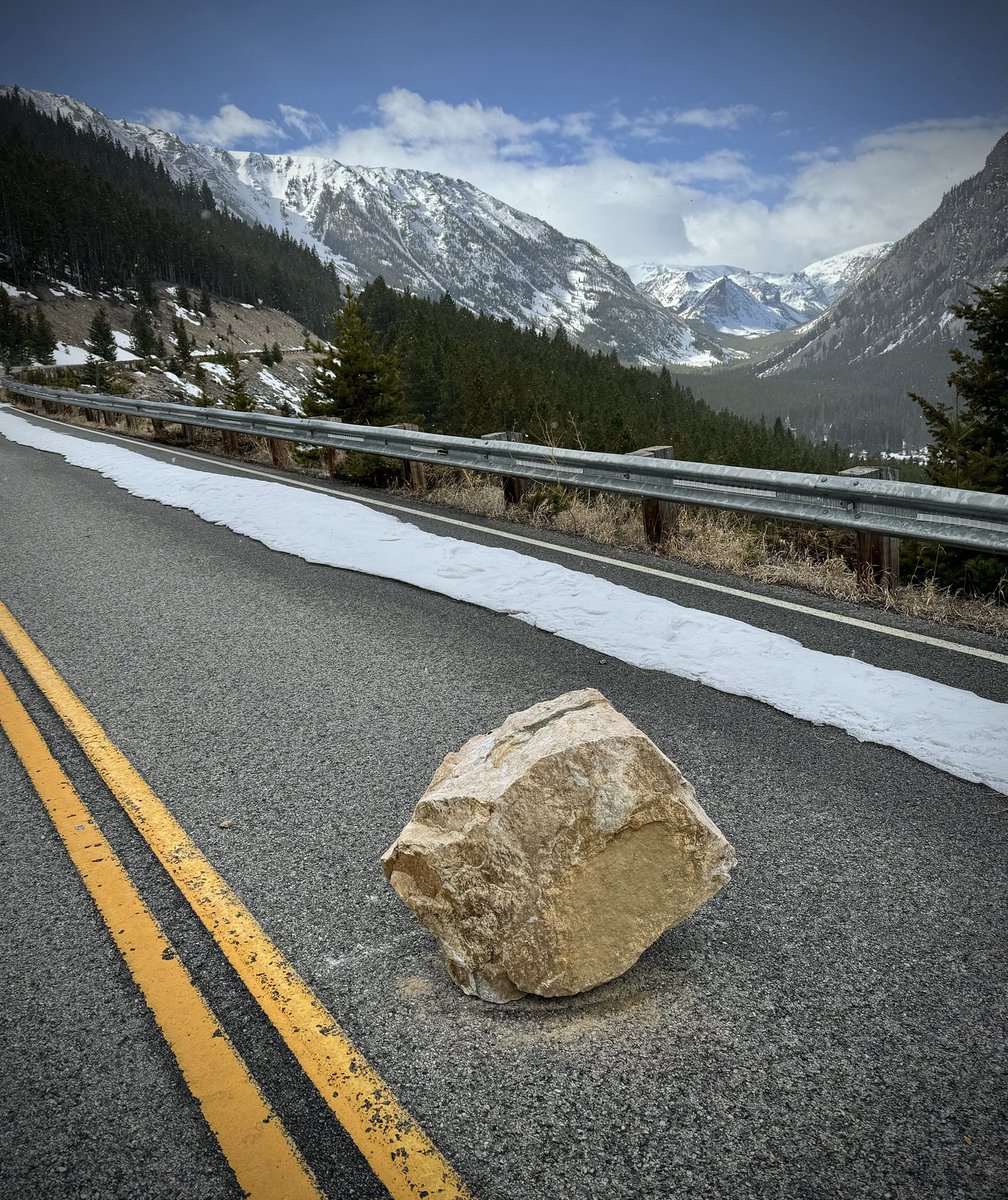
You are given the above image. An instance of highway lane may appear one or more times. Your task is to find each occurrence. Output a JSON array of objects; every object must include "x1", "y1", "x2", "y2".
[{"x1": 1, "y1": 416, "x2": 1006, "y2": 1199}]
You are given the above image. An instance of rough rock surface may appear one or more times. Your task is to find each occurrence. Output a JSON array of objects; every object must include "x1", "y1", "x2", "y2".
[{"x1": 382, "y1": 688, "x2": 735, "y2": 1003}]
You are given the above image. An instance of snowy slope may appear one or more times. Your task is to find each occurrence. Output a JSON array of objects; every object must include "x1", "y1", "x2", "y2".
[
  {"x1": 632, "y1": 244, "x2": 893, "y2": 336},
  {"x1": 799, "y1": 243, "x2": 893, "y2": 304},
  {"x1": 629, "y1": 263, "x2": 745, "y2": 311},
  {"x1": 6, "y1": 86, "x2": 723, "y2": 368},
  {"x1": 682, "y1": 276, "x2": 797, "y2": 336}
]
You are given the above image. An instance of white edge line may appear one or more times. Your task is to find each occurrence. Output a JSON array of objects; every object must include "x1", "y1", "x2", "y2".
[{"x1": 5, "y1": 403, "x2": 1007, "y2": 667}]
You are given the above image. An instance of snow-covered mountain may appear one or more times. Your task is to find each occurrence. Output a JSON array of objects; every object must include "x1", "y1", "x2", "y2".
[
  {"x1": 681, "y1": 276, "x2": 797, "y2": 335},
  {"x1": 760, "y1": 132, "x2": 1007, "y2": 377},
  {"x1": 630, "y1": 244, "x2": 892, "y2": 336},
  {"x1": 800, "y1": 244, "x2": 893, "y2": 305},
  {"x1": 5, "y1": 86, "x2": 726, "y2": 368}
]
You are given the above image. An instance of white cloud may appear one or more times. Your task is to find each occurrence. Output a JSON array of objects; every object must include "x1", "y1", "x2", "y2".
[
  {"x1": 333, "y1": 88, "x2": 561, "y2": 168},
  {"x1": 670, "y1": 105, "x2": 761, "y2": 130},
  {"x1": 141, "y1": 103, "x2": 286, "y2": 147},
  {"x1": 278, "y1": 103, "x2": 329, "y2": 140}
]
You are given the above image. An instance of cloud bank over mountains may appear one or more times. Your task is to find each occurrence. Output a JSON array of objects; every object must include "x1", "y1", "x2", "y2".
[{"x1": 140, "y1": 91, "x2": 1004, "y2": 273}]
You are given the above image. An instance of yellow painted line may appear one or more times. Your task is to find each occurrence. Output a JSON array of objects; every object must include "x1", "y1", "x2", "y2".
[
  {"x1": 0, "y1": 599, "x2": 474, "y2": 1200},
  {"x1": 0, "y1": 668, "x2": 322, "y2": 1200}
]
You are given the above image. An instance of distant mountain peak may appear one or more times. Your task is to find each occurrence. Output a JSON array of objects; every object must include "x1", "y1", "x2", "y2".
[{"x1": 631, "y1": 243, "x2": 894, "y2": 338}]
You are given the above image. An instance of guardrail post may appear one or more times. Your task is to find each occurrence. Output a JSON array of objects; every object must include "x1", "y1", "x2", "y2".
[
  {"x1": 385, "y1": 422, "x2": 427, "y2": 490},
  {"x1": 267, "y1": 437, "x2": 288, "y2": 468},
  {"x1": 322, "y1": 417, "x2": 345, "y2": 476},
  {"x1": 840, "y1": 465, "x2": 900, "y2": 588},
  {"x1": 481, "y1": 431, "x2": 529, "y2": 505},
  {"x1": 630, "y1": 445, "x2": 679, "y2": 545}
]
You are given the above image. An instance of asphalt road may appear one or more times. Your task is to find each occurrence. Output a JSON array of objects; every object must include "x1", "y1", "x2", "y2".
[{"x1": 1, "y1": 410, "x2": 1005, "y2": 1200}]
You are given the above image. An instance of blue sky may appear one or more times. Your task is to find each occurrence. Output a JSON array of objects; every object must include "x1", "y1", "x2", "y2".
[{"x1": 3, "y1": 0, "x2": 1005, "y2": 269}]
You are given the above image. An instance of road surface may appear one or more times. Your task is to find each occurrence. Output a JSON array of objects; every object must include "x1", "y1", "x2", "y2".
[{"x1": 1, "y1": 408, "x2": 1005, "y2": 1200}]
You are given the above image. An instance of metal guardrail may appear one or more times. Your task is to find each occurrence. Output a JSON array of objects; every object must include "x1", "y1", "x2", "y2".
[{"x1": 4, "y1": 379, "x2": 1007, "y2": 555}]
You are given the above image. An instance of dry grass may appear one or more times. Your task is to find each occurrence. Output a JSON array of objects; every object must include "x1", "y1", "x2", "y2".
[
  {"x1": 420, "y1": 470, "x2": 1008, "y2": 639},
  {"x1": 11, "y1": 397, "x2": 1007, "y2": 639}
]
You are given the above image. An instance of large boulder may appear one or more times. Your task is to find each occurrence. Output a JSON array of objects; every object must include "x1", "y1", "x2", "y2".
[{"x1": 382, "y1": 689, "x2": 735, "y2": 1003}]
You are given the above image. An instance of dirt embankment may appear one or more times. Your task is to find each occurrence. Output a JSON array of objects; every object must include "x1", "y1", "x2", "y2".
[{"x1": 7, "y1": 277, "x2": 321, "y2": 409}]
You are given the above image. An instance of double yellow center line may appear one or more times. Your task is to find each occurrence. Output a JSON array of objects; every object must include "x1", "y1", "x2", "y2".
[{"x1": 0, "y1": 599, "x2": 473, "y2": 1200}]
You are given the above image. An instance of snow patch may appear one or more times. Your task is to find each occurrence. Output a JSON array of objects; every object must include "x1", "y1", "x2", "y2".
[
  {"x1": 258, "y1": 368, "x2": 302, "y2": 409},
  {"x1": 163, "y1": 371, "x2": 204, "y2": 399},
  {"x1": 1, "y1": 281, "x2": 38, "y2": 300}
]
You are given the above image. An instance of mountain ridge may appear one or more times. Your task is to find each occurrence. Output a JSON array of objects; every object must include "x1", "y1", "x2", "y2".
[
  {"x1": 759, "y1": 134, "x2": 1008, "y2": 377},
  {"x1": 2, "y1": 85, "x2": 728, "y2": 369},
  {"x1": 631, "y1": 244, "x2": 892, "y2": 337}
]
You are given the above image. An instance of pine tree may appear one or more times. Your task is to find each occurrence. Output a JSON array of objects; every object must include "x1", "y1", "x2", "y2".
[
  {"x1": 136, "y1": 270, "x2": 158, "y2": 311},
  {"x1": 270, "y1": 341, "x2": 283, "y2": 364},
  {"x1": 0, "y1": 289, "x2": 29, "y2": 367},
  {"x1": 129, "y1": 305, "x2": 159, "y2": 359},
  {"x1": 199, "y1": 286, "x2": 213, "y2": 320},
  {"x1": 222, "y1": 352, "x2": 254, "y2": 411},
  {"x1": 907, "y1": 282, "x2": 1008, "y2": 597},
  {"x1": 87, "y1": 306, "x2": 118, "y2": 363},
  {"x1": 28, "y1": 305, "x2": 56, "y2": 364},
  {"x1": 176, "y1": 283, "x2": 191, "y2": 309},
  {"x1": 910, "y1": 282, "x2": 1008, "y2": 495},
  {"x1": 304, "y1": 289, "x2": 404, "y2": 425},
  {"x1": 173, "y1": 317, "x2": 192, "y2": 363}
]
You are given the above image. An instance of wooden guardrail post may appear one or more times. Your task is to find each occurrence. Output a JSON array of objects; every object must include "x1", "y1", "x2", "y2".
[
  {"x1": 267, "y1": 437, "x2": 288, "y2": 468},
  {"x1": 481, "y1": 431, "x2": 529, "y2": 505},
  {"x1": 630, "y1": 445, "x2": 679, "y2": 546},
  {"x1": 840, "y1": 465, "x2": 900, "y2": 588},
  {"x1": 321, "y1": 417, "x2": 345, "y2": 477},
  {"x1": 385, "y1": 422, "x2": 427, "y2": 490}
]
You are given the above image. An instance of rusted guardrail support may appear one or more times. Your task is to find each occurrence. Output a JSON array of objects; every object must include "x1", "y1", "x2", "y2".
[
  {"x1": 630, "y1": 445, "x2": 680, "y2": 546},
  {"x1": 267, "y1": 437, "x2": 288, "y2": 468},
  {"x1": 481, "y1": 431, "x2": 529, "y2": 505},
  {"x1": 385, "y1": 422, "x2": 427, "y2": 490},
  {"x1": 840, "y1": 465, "x2": 900, "y2": 588}
]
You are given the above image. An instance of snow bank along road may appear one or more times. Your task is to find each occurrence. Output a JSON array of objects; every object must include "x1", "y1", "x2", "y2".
[{"x1": 1, "y1": 406, "x2": 1006, "y2": 1200}]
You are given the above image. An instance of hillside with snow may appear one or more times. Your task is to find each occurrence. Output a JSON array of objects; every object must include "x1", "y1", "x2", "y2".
[{"x1": 3, "y1": 86, "x2": 726, "y2": 369}]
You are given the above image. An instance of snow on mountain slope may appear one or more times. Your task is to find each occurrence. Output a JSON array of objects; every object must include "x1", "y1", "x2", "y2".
[
  {"x1": 799, "y1": 243, "x2": 893, "y2": 304},
  {"x1": 630, "y1": 263, "x2": 745, "y2": 311},
  {"x1": 6, "y1": 86, "x2": 723, "y2": 368},
  {"x1": 632, "y1": 243, "x2": 893, "y2": 336},
  {"x1": 682, "y1": 276, "x2": 797, "y2": 336}
]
